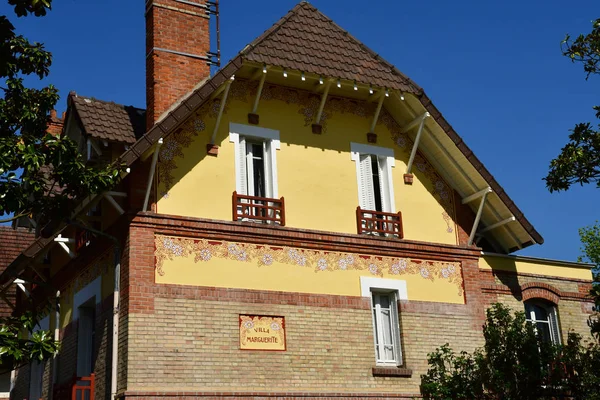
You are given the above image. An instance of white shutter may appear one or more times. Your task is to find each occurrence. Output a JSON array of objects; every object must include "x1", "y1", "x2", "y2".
[
  {"x1": 263, "y1": 141, "x2": 272, "y2": 198},
  {"x1": 359, "y1": 155, "x2": 375, "y2": 211},
  {"x1": 377, "y1": 157, "x2": 390, "y2": 212},
  {"x1": 245, "y1": 140, "x2": 255, "y2": 196},
  {"x1": 237, "y1": 137, "x2": 248, "y2": 195}
]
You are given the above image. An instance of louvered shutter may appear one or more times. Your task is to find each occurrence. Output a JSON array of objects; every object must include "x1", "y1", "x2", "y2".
[
  {"x1": 359, "y1": 154, "x2": 376, "y2": 211},
  {"x1": 549, "y1": 307, "x2": 561, "y2": 344},
  {"x1": 237, "y1": 137, "x2": 248, "y2": 195},
  {"x1": 263, "y1": 141, "x2": 272, "y2": 198},
  {"x1": 377, "y1": 157, "x2": 390, "y2": 212}
]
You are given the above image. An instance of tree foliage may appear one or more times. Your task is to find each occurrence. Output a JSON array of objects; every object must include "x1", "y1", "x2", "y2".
[
  {"x1": 0, "y1": 0, "x2": 123, "y2": 226},
  {"x1": 0, "y1": 310, "x2": 58, "y2": 373},
  {"x1": 545, "y1": 19, "x2": 600, "y2": 192},
  {"x1": 578, "y1": 222, "x2": 600, "y2": 340},
  {"x1": 420, "y1": 303, "x2": 600, "y2": 400},
  {"x1": 0, "y1": 0, "x2": 119, "y2": 372}
]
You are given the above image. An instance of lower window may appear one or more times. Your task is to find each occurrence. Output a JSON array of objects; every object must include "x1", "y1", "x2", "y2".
[
  {"x1": 371, "y1": 291, "x2": 402, "y2": 365},
  {"x1": 525, "y1": 300, "x2": 561, "y2": 344}
]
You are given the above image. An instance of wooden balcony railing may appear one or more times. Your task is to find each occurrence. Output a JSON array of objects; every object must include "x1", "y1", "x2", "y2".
[
  {"x1": 356, "y1": 207, "x2": 403, "y2": 238},
  {"x1": 53, "y1": 373, "x2": 95, "y2": 400},
  {"x1": 232, "y1": 191, "x2": 285, "y2": 226}
]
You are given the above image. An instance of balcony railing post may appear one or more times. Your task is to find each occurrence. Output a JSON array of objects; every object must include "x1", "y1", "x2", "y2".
[
  {"x1": 232, "y1": 191, "x2": 285, "y2": 226},
  {"x1": 280, "y1": 196, "x2": 286, "y2": 226},
  {"x1": 232, "y1": 191, "x2": 238, "y2": 222},
  {"x1": 356, "y1": 207, "x2": 403, "y2": 238}
]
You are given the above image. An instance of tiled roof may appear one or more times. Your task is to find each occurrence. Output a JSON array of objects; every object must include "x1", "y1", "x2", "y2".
[
  {"x1": 241, "y1": 2, "x2": 421, "y2": 94},
  {"x1": 0, "y1": 227, "x2": 35, "y2": 271},
  {"x1": 70, "y1": 93, "x2": 146, "y2": 144}
]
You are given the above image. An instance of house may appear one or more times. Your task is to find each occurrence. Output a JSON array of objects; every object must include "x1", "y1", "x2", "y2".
[{"x1": 0, "y1": 1, "x2": 594, "y2": 399}]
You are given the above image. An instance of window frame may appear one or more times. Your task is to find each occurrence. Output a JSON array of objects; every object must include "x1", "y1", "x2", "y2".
[
  {"x1": 230, "y1": 123, "x2": 280, "y2": 198},
  {"x1": 360, "y1": 276, "x2": 407, "y2": 367},
  {"x1": 350, "y1": 143, "x2": 396, "y2": 213},
  {"x1": 524, "y1": 299, "x2": 561, "y2": 345},
  {"x1": 73, "y1": 277, "x2": 101, "y2": 377}
]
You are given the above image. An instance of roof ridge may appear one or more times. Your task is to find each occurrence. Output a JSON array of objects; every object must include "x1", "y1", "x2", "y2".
[
  {"x1": 239, "y1": 1, "x2": 308, "y2": 58},
  {"x1": 70, "y1": 91, "x2": 146, "y2": 111}
]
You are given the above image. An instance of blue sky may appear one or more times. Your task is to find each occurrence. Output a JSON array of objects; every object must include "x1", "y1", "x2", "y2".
[{"x1": 2, "y1": 0, "x2": 598, "y2": 262}]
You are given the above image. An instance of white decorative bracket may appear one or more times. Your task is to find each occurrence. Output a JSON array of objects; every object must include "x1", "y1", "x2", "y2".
[
  {"x1": 314, "y1": 79, "x2": 332, "y2": 125},
  {"x1": 210, "y1": 75, "x2": 235, "y2": 146},
  {"x1": 143, "y1": 138, "x2": 163, "y2": 212},
  {"x1": 479, "y1": 216, "x2": 515, "y2": 234},
  {"x1": 104, "y1": 192, "x2": 126, "y2": 215},
  {"x1": 462, "y1": 187, "x2": 492, "y2": 205},
  {"x1": 369, "y1": 92, "x2": 385, "y2": 133},
  {"x1": 55, "y1": 234, "x2": 75, "y2": 258},
  {"x1": 14, "y1": 279, "x2": 30, "y2": 297},
  {"x1": 404, "y1": 112, "x2": 430, "y2": 174},
  {"x1": 251, "y1": 71, "x2": 267, "y2": 115},
  {"x1": 466, "y1": 188, "x2": 492, "y2": 246}
]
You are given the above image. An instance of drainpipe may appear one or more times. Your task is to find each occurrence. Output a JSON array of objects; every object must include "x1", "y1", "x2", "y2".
[
  {"x1": 49, "y1": 290, "x2": 60, "y2": 400},
  {"x1": 111, "y1": 245, "x2": 121, "y2": 399},
  {"x1": 67, "y1": 219, "x2": 120, "y2": 399}
]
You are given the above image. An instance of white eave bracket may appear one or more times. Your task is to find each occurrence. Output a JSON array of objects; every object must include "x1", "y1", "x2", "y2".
[
  {"x1": 404, "y1": 112, "x2": 430, "y2": 175},
  {"x1": 479, "y1": 216, "x2": 516, "y2": 234},
  {"x1": 312, "y1": 79, "x2": 332, "y2": 134},
  {"x1": 463, "y1": 187, "x2": 492, "y2": 246},
  {"x1": 55, "y1": 234, "x2": 75, "y2": 259},
  {"x1": 208, "y1": 75, "x2": 235, "y2": 155},
  {"x1": 143, "y1": 138, "x2": 163, "y2": 212},
  {"x1": 366, "y1": 92, "x2": 386, "y2": 143},
  {"x1": 248, "y1": 68, "x2": 267, "y2": 125},
  {"x1": 104, "y1": 191, "x2": 127, "y2": 215}
]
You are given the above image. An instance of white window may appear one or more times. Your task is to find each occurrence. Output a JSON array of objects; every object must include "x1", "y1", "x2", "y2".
[
  {"x1": 29, "y1": 316, "x2": 49, "y2": 400},
  {"x1": 73, "y1": 277, "x2": 101, "y2": 377},
  {"x1": 350, "y1": 143, "x2": 395, "y2": 213},
  {"x1": 372, "y1": 291, "x2": 401, "y2": 365},
  {"x1": 230, "y1": 123, "x2": 280, "y2": 198},
  {"x1": 525, "y1": 300, "x2": 561, "y2": 344},
  {"x1": 360, "y1": 276, "x2": 407, "y2": 366}
]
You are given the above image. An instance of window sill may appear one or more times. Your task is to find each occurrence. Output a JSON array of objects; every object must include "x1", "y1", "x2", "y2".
[{"x1": 372, "y1": 366, "x2": 412, "y2": 378}]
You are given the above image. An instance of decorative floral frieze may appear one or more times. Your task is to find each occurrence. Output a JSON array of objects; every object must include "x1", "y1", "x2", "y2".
[{"x1": 155, "y1": 235, "x2": 464, "y2": 296}]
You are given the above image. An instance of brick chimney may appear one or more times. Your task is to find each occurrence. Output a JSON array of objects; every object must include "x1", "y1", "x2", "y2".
[
  {"x1": 47, "y1": 109, "x2": 65, "y2": 136},
  {"x1": 146, "y1": 0, "x2": 211, "y2": 130}
]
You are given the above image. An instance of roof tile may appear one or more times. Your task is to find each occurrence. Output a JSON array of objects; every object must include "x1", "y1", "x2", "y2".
[{"x1": 71, "y1": 95, "x2": 146, "y2": 144}]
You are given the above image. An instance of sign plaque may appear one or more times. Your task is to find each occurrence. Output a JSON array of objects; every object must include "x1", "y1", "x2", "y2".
[{"x1": 239, "y1": 315, "x2": 286, "y2": 351}]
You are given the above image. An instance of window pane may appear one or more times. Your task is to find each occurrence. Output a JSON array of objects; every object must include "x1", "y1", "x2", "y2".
[
  {"x1": 372, "y1": 309, "x2": 381, "y2": 359},
  {"x1": 370, "y1": 155, "x2": 383, "y2": 212},
  {"x1": 251, "y1": 143, "x2": 265, "y2": 197},
  {"x1": 536, "y1": 321, "x2": 552, "y2": 343}
]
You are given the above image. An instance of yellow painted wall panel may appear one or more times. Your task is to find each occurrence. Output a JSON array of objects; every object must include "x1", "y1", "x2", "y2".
[
  {"x1": 480, "y1": 255, "x2": 592, "y2": 281},
  {"x1": 157, "y1": 80, "x2": 457, "y2": 245}
]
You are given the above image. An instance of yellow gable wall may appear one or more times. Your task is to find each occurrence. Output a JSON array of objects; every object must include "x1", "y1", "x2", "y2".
[
  {"x1": 480, "y1": 255, "x2": 592, "y2": 281},
  {"x1": 157, "y1": 80, "x2": 457, "y2": 245},
  {"x1": 155, "y1": 234, "x2": 465, "y2": 304}
]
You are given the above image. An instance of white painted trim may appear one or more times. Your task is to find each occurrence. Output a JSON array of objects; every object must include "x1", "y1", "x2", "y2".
[
  {"x1": 73, "y1": 277, "x2": 101, "y2": 320},
  {"x1": 350, "y1": 143, "x2": 395, "y2": 164},
  {"x1": 229, "y1": 123, "x2": 280, "y2": 148},
  {"x1": 230, "y1": 123, "x2": 280, "y2": 197},
  {"x1": 360, "y1": 276, "x2": 408, "y2": 300},
  {"x1": 351, "y1": 143, "x2": 396, "y2": 212}
]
